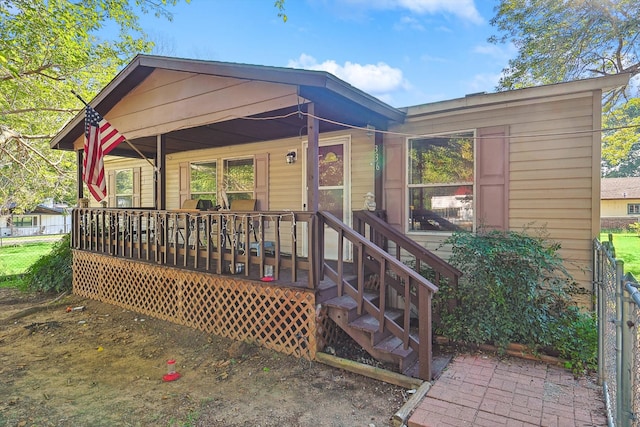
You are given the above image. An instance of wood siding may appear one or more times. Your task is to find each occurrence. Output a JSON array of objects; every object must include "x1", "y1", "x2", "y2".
[
  {"x1": 72, "y1": 69, "x2": 302, "y2": 150},
  {"x1": 94, "y1": 157, "x2": 153, "y2": 208},
  {"x1": 392, "y1": 91, "x2": 601, "y2": 296},
  {"x1": 601, "y1": 199, "x2": 640, "y2": 217}
]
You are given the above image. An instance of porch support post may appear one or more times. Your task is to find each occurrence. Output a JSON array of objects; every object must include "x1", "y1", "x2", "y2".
[
  {"x1": 306, "y1": 102, "x2": 319, "y2": 212},
  {"x1": 156, "y1": 134, "x2": 166, "y2": 210},
  {"x1": 76, "y1": 150, "x2": 84, "y2": 199},
  {"x1": 374, "y1": 129, "x2": 383, "y2": 208}
]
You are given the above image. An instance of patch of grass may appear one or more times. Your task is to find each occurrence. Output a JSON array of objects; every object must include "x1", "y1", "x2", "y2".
[
  {"x1": 600, "y1": 232, "x2": 640, "y2": 277},
  {"x1": 0, "y1": 275, "x2": 27, "y2": 290},
  {"x1": 0, "y1": 242, "x2": 57, "y2": 277}
]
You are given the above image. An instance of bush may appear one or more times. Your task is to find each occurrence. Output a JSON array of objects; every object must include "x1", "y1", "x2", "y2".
[
  {"x1": 23, "y1": 234, "x2": 72, "y2": 293},
  {"x1": 432, "y1": 229, "x2": 596, "y2": 373}
]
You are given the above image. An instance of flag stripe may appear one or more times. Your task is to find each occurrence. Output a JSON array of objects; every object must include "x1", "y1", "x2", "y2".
[{"x1": 83, "y1": 106, "x2": 126, "y2": 202}]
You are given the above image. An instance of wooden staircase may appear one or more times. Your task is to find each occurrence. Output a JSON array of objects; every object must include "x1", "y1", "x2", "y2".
[
  {"x1": 316, "y1": 211, "x2": 462, "y2": 380},
  {"x1": 323, "y1": 292, "x2": 418, "y2": 374}
]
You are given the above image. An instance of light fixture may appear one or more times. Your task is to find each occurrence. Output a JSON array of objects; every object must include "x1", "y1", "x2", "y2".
[{"x1": 286, "y1": 150, "x2": 297, "y2": 164}]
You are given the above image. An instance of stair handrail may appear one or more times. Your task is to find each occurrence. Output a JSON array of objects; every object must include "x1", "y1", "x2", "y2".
[
  {"x1": 319, "y1": 211, "x2": 437, "y2": 380},
  {"x1": 353, "y1": 210, "x2": 462, "y2": 284}
]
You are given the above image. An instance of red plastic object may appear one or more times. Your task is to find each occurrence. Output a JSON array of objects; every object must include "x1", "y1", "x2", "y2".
[
  {"x1": 260, "y1": 276, "x2": 274, "y2": 282},
  {"x1": 163, "y1": 359, "x2": 181, "y2": 382},
  {"x1": 162, "y1": 372, "x2": 181, "y2": 382}
]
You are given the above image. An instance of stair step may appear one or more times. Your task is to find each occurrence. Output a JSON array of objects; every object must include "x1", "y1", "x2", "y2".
[
  {"x1": 374, "y1": 335, "x2": 412, "y2": 357},
  {"x1": 322, "y1": 291, "x2": 378, "y2": 311},
  {"x1": 349, "y1": 309, "x2": 403, "y2": 333}
]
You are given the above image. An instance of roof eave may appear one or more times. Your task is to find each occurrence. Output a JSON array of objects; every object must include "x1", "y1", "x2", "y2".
[
  {"x1": 50, "y1": 55, "x2": 404, "y2": 150},
  {"x1": 403, "y1": 73, "x2": 633, "y2": 117}
]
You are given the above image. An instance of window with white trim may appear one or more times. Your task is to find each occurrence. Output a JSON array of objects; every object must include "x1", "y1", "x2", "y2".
[
  {"x1": 408, "y1": 132, "x2": 474, "y2": 232},
  {"x1": 629, "y1": 204, "x2": 640, "y2": 215},
  {"x1": 115, "y1": 169, "x2": 133, "y2": 208},
  {"x1": 190, "y1": 161, "x2": 217, "y2": 205},
  {"x1": 222, "y1": 158, "x2": 254, "y2": 206}
]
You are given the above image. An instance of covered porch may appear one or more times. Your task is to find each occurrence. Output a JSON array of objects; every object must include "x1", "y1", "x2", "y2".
[{"x1": 52, "y1": 55, "x2": 461, "y2": 381}]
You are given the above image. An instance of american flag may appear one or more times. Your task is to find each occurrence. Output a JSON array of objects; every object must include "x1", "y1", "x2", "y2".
[{"x1": 83, "y1": 106, "x2": 126, "y2": 201}]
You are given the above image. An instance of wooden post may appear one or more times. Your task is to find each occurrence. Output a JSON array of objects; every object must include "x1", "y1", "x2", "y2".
[
  {"x1": 418, "y1": 284, "x2": 433, "y2": 381},
  {"x1": 374, "y1": 130, "x2": 383, "y2": 209},
  {"x1": 306, "y1": 103, "x2": 319, "y2": 212},
  {"x1": 77, "y1": 150, "x2": 84, "y2": 199},
  {"x1": 156, "y1": 134, "x2": 166, "y2": 210}
]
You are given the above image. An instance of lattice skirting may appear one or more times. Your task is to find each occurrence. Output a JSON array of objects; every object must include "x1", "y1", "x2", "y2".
[{"x1": 73, "y1": 250, "x2": 317, "y2": 360}]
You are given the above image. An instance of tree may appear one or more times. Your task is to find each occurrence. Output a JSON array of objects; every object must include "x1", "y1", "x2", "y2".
[
  {"x1": 602, "y1": 98, "x2": 640, "y2": 176},
  {"x1": 489, "y1": 0, "x2": 640, "y2": 173},
  {"x1": 0, "y1": 0, "x2": 187, "y2": 212}
]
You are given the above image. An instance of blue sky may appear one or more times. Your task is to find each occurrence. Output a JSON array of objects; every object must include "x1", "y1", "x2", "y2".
[{"x1": 137, "y1": 0, "x2": 514, "y2": 108}]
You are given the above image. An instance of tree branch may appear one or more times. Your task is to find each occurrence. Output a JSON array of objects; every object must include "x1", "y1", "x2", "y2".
[
  {"x1": 2, "y1": 107, "x2": 80, "y2": 115},
  {"x1": 0, "y1": 125, "x2": 64, "y2": 173},
  {"x1": 0, "y1": 62, "x2": 55, "y2": 82}
]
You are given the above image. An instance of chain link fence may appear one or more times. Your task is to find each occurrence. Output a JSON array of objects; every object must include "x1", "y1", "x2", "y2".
[
  {"x1": 629, "y1": 278, "x2": 640, "y2": 427},
  {"x1": 595, "y1": 237, "x2": 640, "y2": 427},
  {"x1": 0, "y1": 235, "x2": 66, "y2": 280}
]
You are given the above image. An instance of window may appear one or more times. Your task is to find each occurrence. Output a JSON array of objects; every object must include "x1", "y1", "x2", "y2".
[
  {"x1": 629, "y1": 204, "x2": 640, "y2": 215},
  {"x1": 13, "y1": 216, "x2": 37, "y2": 227},
  {"x1": 408, "y1": 132, "x2": 474, "y2": 232},
  {"x1": 190, "y1": 161, "x2": 217, "y2": 205},
  {"x1": 223, "y1": 158, "x2": 254, "y2": 205},
  {"x1": 318, "y1": 143, "x2": 345, "y2": 220},
  {"x1": 115, "y1": 169, "x2": 133, "y2": 208}
]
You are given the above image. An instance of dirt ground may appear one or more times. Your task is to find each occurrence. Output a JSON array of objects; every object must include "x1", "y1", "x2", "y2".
[{"x1": 0, "y1": 288, "x2": 409, "y2": 427}]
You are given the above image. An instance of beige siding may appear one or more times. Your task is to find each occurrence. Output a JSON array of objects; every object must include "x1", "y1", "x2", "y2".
[
  {"x1": 70, "y1": 69, "x2": 302, "y2": 151},
  {"x1": 158, "y1": 129, "x2": 368, "y2": 213},
  {"x1": 90, "y1": 157, "x2": 154, "y2": 208},
  {"x1": 350, "y1": 131, "x2": 375, "y2": 212},
  {"x1": 391, "y1": 92, "x2": 600, "y2": 293},
  {"x1": 601, "y1": 199, "x2": 640, "y2": 217}
]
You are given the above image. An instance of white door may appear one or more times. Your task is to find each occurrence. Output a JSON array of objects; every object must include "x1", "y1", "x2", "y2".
[{"x1": 303, "y1": 137, "x2": 351, "y2": 261}]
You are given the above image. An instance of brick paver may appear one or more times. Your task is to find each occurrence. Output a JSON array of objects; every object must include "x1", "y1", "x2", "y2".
[{"x1": 408, "y1": 354, "x2": 607, "y2": 427}]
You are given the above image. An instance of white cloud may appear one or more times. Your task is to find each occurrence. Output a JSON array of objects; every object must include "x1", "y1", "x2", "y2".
[
  {"x1": 473, "y1": 43, "x2": 517, "y2": 61},
  {"x1": 465, "y1": 73, "x2": 503, "y2": 94},
  {"x1": 344, "y1": 0, "x2": 484, "y2": 24},
  {"x1": 420, "y1": 53, "x2": 448, "y2": 64},
  {"x1": 394, "y1": 16, "x2": 425, "y2": 31},
  {"x1": 287, "y1": 54, "x2": 409, "y2": 97}
]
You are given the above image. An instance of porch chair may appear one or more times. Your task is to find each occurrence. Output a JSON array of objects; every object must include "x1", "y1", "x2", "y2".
[
  {"x1": 228, "y1": 199, "x2": 274, "y2": 255},
  {"x1": 174, "y1": 199, "x2": 214, "y2": 246}
]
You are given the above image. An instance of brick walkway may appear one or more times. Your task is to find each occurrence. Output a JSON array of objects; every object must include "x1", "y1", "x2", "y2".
[{"x1": 408, "y1": 354, "x2": 607, "y2": 427}]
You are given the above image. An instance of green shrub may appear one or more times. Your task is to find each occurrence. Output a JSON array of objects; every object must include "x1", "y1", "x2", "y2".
[
  {"x1": 547, "y1": 306, "x2": 598, "y2": 373},
  {"x1": 630, "y1": 222, "x2": 640, "y2": 236},
  {"x1": 431, "y1": 229, "x2": 596, "y2": 373},
  {"x1": 23, "y1": 234, "x2": 72, "y2": 293}
]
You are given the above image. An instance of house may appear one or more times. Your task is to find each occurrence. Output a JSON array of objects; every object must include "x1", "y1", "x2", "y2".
[
  {"x1": 601, "y1": 177, "x2": 640, "y2": 230},
  {"x1": 50, "y1": 55, "x2": 630, "y2": 380},
  {"x1": 0, "y1": 200, "x2": 71, "y2": 237}
]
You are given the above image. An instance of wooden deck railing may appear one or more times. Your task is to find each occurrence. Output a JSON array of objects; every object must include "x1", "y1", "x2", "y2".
[
  {"x1": 72, "y1": 208, "x2": 319, "y2": 289},
  {"x1": 318, "y1": 211, "x2": 439, "y2": 380},
  {"x1": 353, "y1": 210, "x2": 462, "y2": 287}
]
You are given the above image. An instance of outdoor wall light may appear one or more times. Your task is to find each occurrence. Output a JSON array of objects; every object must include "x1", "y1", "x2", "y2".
[{"x1": 286, "y1": 150, "x2": 297, "y2": 164}]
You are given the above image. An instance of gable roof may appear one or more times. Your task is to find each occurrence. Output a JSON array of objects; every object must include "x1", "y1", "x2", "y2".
[
  {"x1": 601, "y1": 177, "x2": 640, "y2": 199},
  {"x1": 50, "y1": 55, "x2": 405, "y2": 156},
  {"x1": 403, "y1": 73, "x2": 632, "y2": 117}
]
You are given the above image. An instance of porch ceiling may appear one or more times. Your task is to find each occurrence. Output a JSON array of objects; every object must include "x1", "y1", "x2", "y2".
[{"x1": 51, "y1": 55, "x2": 405, "y2": 158}]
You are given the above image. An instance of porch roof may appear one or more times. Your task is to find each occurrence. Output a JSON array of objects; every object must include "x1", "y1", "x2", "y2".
[{"x1": 50, "y1": 55, "x2": 405, "y2": 158}]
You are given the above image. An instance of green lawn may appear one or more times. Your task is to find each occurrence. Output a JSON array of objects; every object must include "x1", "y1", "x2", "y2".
[
  {"x1": 0, "y1": 241, "x2": 57, "y2": 286},
  {"x1": 600, "y1": 232, "x2": 640, "y2": 278}
]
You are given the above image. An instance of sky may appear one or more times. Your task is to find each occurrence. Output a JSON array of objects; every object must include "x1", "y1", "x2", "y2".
[{"x1": 135, "y1": 0, "x2": 515, "y2": 108}]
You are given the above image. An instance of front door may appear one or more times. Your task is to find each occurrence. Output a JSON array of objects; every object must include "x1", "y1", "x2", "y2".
[{"x1": 304, "y1": 137, "x2": 351, "y2": 261}]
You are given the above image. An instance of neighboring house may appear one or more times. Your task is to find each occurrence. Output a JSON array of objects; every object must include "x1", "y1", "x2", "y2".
[
  {"x1": 0, "y1": 200, "x2": 71, "y2": 237},
  {"x1": 50, "y1": 55, "x2": 630, "y2": 380},
  {"x1": 601, "y1": 177, "x2": 640, "y2": 230}
]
